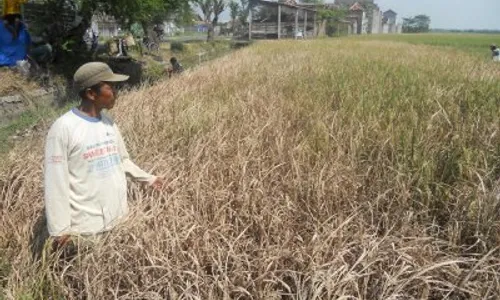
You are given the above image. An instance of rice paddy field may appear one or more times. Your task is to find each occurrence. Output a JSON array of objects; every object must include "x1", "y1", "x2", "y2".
[
  {"x1": 1, "y1": 34, "x2": 500, "y2": 299},
  {"x1": 352, "y1": 33, "x2": 500, "y2": 57}
]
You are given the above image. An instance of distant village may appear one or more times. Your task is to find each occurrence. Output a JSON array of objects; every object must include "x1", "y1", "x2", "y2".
[
  {"x1": 9, "y1": 0, "x2": 401, "y2": 40},
  {"x1": 84, "y1": 0, "x2": 401, "y2": 40},
  {"x1": 323, "y1": 0, "x2": 402, "y2": 35}
]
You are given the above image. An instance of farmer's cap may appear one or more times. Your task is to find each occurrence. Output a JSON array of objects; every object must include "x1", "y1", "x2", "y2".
[{"x1": 74, "y1": 62, "x2": 129, "y2": 92}]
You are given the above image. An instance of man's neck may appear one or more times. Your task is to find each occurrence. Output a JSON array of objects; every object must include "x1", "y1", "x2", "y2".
[{"x1": 78, "y1": 101, "x2": 101, "y2": 118}]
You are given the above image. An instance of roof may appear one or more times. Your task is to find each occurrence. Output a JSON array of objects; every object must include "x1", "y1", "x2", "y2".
[
  {"x1": 298, "y1": 3, "x2": 339, "y2": 10},
  {"x1": 384, "y1": 9, "x2": 397, "y2": 16},
  {"x1": 256, "y1": 0, "x2": 317, "y2": 12},
  {"x1": 349, "y1": 2, "x2": 364, "y2": 11}
]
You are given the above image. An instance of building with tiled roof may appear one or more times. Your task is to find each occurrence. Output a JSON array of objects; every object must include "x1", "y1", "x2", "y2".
[{"x1": 349, "y1": 2, "x2": 364, "y2": 11}]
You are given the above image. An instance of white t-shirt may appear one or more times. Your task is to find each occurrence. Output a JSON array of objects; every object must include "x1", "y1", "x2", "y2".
[
  {"x1": 494, "y1": 49, "x2": 500, "y2": 61},
  {"x1": 44, "y1": 108, "x2": 156, "y2": 236}
]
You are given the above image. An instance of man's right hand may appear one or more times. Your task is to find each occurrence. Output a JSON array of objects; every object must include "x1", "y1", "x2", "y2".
[{"x1": 52, "y1": 235, "x2": 71, "y2": 249}]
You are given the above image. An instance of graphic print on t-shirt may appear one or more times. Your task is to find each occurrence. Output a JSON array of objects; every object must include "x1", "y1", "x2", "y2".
[{"x1": 83, "y1": 138, "x2": 121, "y2": 177}]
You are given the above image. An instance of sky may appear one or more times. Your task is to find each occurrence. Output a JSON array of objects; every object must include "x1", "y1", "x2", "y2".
[
  {"x1": 219, "y1": 0, "x2": 500, "y2": 31},
  {"x1": 375, "y1": 0, "x2": 499, "y2": 30}
]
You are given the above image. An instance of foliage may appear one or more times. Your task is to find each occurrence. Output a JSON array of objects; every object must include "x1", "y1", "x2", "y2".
[
  {"x1": 403, "y1": 14, "x2": 431, "y2": 33},
  {"x1": 130, "y1": 22, "x2": 145, "y2": 37},
  {"x1": 318, "y1": 8, "x2": 347, "y2": 37},
  {"x1": 229, "y1": 0, "x2": 240, "y2": 31},
  {"x1": 238, "y1": 0, "x2": 249, "y2": 25},
  {"x1": 192, "y1": 0, "x2": 226, "y2": 41},
  {"x1": 174, "y1": 1, "x2": 197, "y2": 26},
  {"x1": 170, "y1": 41, "x2": 185, "y2": 52},
  {"x1": 24, "y1": 0, "x2": 186, "y2": 62},
  {"x1": 317, "y1": 8, "x2": 346, "y2": 21},
  {"x1": 253, "y1": 5, "x2": 278, "y2": 22},
  {"x1": 82, "y1": 0, "x2": 185, "y2": 27},
  {"x1": 432, "y1": 29, "x2": 500, "y2": 34},
  {"x1": 26, "y1": 0, "x2": 87, "y2": 56}
]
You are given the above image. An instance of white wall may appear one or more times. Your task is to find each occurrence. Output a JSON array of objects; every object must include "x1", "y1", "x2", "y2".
[
  {"x1": 371, "y1": 9, "x2": 382, "y2": 34},
  {"x1": 361, "y1": 11, "x2": 368, "y2": 34}
]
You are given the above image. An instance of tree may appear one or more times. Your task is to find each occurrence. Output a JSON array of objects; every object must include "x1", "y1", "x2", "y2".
[
  {"x1": 80, "y1": 0, "x2": 186, "y2": 41},
  {"x1": 26, "y1": 0, "x2": 92, "y2": 62},
  {"x1": 402, "y1": 14, "x2": 431, "y2": 33},
  {"x1": 175, "y1": 2, "x2": 197, "y2": 26},
  {"x1": 238, "y1": 0, "x2": 249, "y2": 26},
  {"x1": 318, "y1": 8, "x2": 347, "y2": 37},
  {"x1": 254, "y1": 5, "x2": 276, "y2": 22},
  {"x1": 414, "y1": 14, "x2": 431, "y2": 32},
  {"x1": 229, "y1": 1, "x2": 240, "y2": 33},
  {"x1": 193, "y1": 0, "x2": 226, "y2": 41}
]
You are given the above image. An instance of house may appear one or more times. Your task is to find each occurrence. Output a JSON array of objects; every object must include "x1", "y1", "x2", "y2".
[
  {"x1": 383, "y1": 9, "x2": 397, "y2": 25},
  {"x1": 382, "y1": 10, "x2": 397, "y2": 34},
  {"x1": 163, "y1": 21, "x2": 183, "y2": 37},
  {"x1": 248, "y1": 0, "x2": 317, "y2": 40},
  {"x1": 335, "y1": 0, "x2": 374, "y2": 5},
  {"x1": 369, "y1": 5, "x2": 383, "y2": 34},
  {"x1": 333, "y1": 0, "x2": 401, "y2": 35},
  {"x1": 91, "y1": 14, "x2": 120, "y2": 38},
  {"x1": 193, "y1": 21, "x2": 210, "y2": 33}
]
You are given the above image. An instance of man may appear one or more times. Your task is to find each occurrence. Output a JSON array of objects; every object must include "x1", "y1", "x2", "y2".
[
  {"x1": 491, "y1": 44, "x2": 500, "y2": 62},
  {"x1": 2, "y1": 0, "x2": 27, "y2": 39},
  {"x1": 44, "y1": 62, "x2": 163, "y2": 247}
]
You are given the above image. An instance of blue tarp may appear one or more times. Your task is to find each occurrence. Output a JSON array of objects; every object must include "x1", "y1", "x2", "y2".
[{"x1": 0, "y1": 21, "x2": 31, "y2": 67}]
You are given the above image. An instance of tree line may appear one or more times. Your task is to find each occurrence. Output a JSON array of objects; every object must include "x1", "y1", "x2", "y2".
[{"x1": 24, "y1": 0, "x2": 251, "y2": 53}]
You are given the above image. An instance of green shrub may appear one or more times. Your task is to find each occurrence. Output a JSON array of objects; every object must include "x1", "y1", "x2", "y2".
[
  {"x1": 230, "y1": 41, "x2": 253, "y2": 49},
  {"x1": 171, "y1": 42, "x2": 185, "y2": 52},
  {"x1": 143, "y1": 61, "x2": 166, "y2": 82}
]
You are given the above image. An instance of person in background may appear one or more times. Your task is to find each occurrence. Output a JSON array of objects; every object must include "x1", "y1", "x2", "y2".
[
  {"x1": 167, "y1": 56, "x2": 184, "y2": 78},
  {"x1": 90, "y1": 26, "x2": 99, "y2": 52},
  {"x1": 29, "y1": 31, "x2": 53, "y2": 66},
  {"x1": 153, "y1": 23, "x2": 164, "y2": 42},
  {"x1": 491, "y1": 44, "x2": 500, "y2": 62},
  {"x1": 0, "y1": 15, "x2": 30, "y2": 67},
  {"x1": 2, "y1": 0, "x2": 27, "y2": 39}
]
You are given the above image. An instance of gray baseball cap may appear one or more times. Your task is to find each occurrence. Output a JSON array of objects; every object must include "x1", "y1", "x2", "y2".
[{"x1": 73, "y1": 62, "x2": 129, "y2": 91}]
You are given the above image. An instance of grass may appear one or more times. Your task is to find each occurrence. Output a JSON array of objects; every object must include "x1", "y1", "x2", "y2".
[
  {"x1": 0, "y1": 101, "x2": 76, "y2": 157},
  {"x1": 0, "y1": 40, "x2": 239, "y2": 154},
  {"x1": 125, "y1": 40, "x2": 237, "y2": 82},
  {"x1": 0, "y1": 69, "x2": 40, "y2": 97},
  {"x1": 351, "y1": 33, "x2": 500, "y2": 57},
  {"x1": 2, "y1": 35, "x2": 500, "y2": 298}
]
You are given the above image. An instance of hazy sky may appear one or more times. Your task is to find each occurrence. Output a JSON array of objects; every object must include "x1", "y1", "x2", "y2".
[
  {"x1": 375, "y1": 0, "x2": 499, "y2": 30},
  {"x1": 219, "y1": 0, "x2": 500, "y2": 30}
]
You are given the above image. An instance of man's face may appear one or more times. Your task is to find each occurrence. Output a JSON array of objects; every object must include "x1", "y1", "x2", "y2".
[{"x1": 88, "y1": 82, "x2": 117, "y2": 110}]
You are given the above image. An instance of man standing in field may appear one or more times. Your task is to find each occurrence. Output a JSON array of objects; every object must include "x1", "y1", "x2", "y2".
[
  {"x1": 491, "y1": 44, "x2": 500, "y2": 62},
  {"x1": 44, "y1": 62, "x2": 163, "y2": 248}
]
